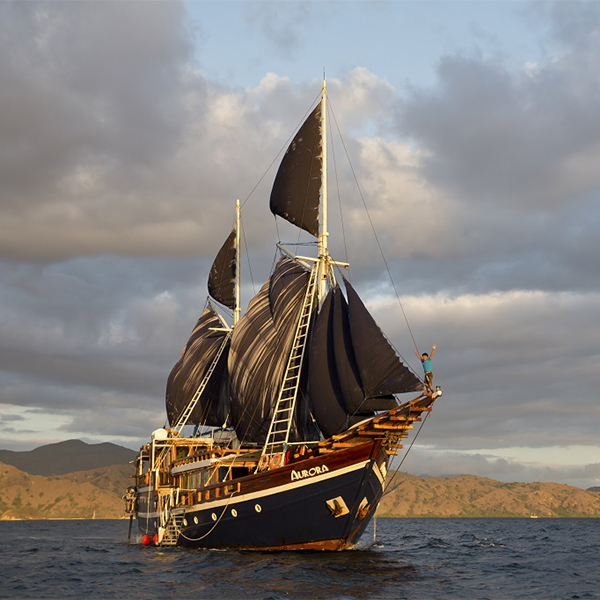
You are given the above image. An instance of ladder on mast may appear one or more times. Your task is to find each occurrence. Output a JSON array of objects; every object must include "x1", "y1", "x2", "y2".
[{"x1": 260, "y1": 265, "x2": 318, "y2": 463}]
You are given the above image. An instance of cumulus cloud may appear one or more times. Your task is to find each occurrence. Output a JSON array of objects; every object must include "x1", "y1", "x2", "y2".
[
  {"x1": 380, "y1": 3, "x2": 600, "y2": 297},
  {"x1": 242, "y1": 1, "x2": 314, "y2": 59},
  {"x1": 368, "y1": 290, "x2": 600, "y2": 451},
  {"x1": 0, "y1": 0, "x2": 598, "y2": 488}
]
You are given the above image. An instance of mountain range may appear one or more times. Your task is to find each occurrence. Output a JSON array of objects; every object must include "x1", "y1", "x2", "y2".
[
  {"x1": 1, "y1": 440, "x2": 599, "y2": 520},
  {"x1": 377, "y1": 472, "x2": 600, "y2": 518},
  {"x1": 0, "y1": 439, "x2": 136, "y2": 476}
]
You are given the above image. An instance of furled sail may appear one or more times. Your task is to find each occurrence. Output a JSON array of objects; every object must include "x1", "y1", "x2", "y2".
[
  {"x1": 309, "y1": 281, "x2": 424, "y2": 438},
  {"x1": 228, "y1": 257, "x2": 318, "y2": 444},
  {"x1": 207, "y1": 228, "x2": 236, "y2": 310},
  {"x1": 165, "y1": 307, "x2": 231, "y2": 428},
  {"x1": 270, "y1": 104, "x2": 322, "y2": 237}
]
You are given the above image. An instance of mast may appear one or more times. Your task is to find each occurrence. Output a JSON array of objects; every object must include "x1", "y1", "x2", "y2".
[
  {"x1": 318, "y1": 77, "x2": 329, "y2": 303},
  {"x1": 234, "y1": 199, "x2": 241, "y2": 325}
]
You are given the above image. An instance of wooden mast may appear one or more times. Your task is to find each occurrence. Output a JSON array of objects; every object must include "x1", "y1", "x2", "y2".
[
  {"x1": 234, "y1": 199, "x2": 241, "y2": 325},
  {"x1": 318, "y1": 76, "x2": 329, "y2": 303}
]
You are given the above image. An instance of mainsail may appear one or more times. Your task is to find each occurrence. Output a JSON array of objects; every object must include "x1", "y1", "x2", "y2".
[
  {"x1": 228, "y1": 257, "x2": 318, "y2": 444},
  {"x1": 207, "y1": 228, "x2": 236, "y2": 310},
  {"x1": 270, "y1": 104, "x2": 322, "y2": 237},
  {"x1": 165, "y1": 307, "x2": 231, "y2": 428}
]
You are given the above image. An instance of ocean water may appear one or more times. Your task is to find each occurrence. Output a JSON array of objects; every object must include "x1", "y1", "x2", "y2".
[{"x1": 1, "y1": 518, "x2": 598, "y2": 599}]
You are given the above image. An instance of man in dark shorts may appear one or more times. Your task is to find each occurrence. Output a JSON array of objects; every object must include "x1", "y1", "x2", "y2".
[{"x1": 415, "y1": 344, "x2": 437, "y2": 392}]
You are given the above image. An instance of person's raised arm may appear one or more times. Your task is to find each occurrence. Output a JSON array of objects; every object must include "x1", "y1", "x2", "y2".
[{"x1": 430, "y1": 344, "x2": 437, "y2": 357}]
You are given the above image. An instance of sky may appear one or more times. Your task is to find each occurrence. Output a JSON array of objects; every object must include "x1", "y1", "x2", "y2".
[{"x1": 1, "y1": 0, "x2": 599, "y2": 489}]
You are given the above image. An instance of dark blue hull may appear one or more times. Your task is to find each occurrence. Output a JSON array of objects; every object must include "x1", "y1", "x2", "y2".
[
  {"x1": 136, "y1": 440, "x2": 388, "y2": 550},
  {"x1": 136, "y1": 488, "x2": 159, "y2": 536},
  {"x1": 180, "y1": 459, "x2": 382, "y2": 549}
]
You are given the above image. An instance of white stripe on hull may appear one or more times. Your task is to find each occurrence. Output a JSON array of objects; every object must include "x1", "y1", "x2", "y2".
[{"x1": 186, "y1": 459, "x2": 370, "y2": 513}]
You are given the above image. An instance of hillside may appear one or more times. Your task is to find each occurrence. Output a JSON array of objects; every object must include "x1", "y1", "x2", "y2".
[
  {"x1": 0, "y1": 461, "x2": 133, "y2": 520},
  {"x1": 0, "y1": 439, "x2": 137, "y2": 476},
  {"x1": 378, "y1": 472, "x2": 600, "y2": 518},
  {"x1": 2, "y1": 454, "x2": 600, "y2": 520}
]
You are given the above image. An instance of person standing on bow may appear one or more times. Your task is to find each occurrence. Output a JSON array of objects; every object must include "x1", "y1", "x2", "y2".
[{"x1": 415, "y1": 344, "x2": 437, "y2": 392}]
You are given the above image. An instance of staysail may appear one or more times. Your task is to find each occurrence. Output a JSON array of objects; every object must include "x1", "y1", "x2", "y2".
[
  {"x1": 207, "y1": 228, "x2": 236, "y2": 310},
  {"x1": 165, "y1": 307, "x2": 231, "y2": 428},
  {"x1": 344, "y1": 278, "x2": 424, "y2": 398},
  {"x1": 309, "y1": 280, "x2": 424, "y2": 438},
  {"x1": 308, "y1": 287, "x2": 354, "y2": 438},
  {"x1": 270, "y1": 104, "x2": 322, "y2": 237},
  {"x1": 228, "y1": 257, "x2": 318, "y2": 444}
]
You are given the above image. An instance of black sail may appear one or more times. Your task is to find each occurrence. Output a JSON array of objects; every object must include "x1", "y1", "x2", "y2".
[
  {"x1": 345, "y1": 279, "x2": 425, "y2": 398},
  {"x1": 308, "y1": 288, "x2": 354, "y2": 439},
  {"x1": 166, "y1": 307, "x2": 231, "y2": 428},
  {"x1": 228, "y1": 257, "x2": 317, "y2": 444},
  {"x1": 308, "y1": 281, "x2": 424, "y2": 438},
  {"x1": 207, "y1": 228, "x2": 236, "y2": 310},
  {"x1": 270, "y1": 104, "x2": 322, "y2": 237},
  {"x1": 331, "y1": 288, "x2": 367, "y2": 413}
]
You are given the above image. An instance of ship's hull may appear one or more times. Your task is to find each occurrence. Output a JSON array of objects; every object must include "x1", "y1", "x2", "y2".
[
  {"x1": 136, "y1": 487, "x2": 159, "y2": 536},
  {"x1": 136, "y1": 440, "x2": 388, "y2": 550}
]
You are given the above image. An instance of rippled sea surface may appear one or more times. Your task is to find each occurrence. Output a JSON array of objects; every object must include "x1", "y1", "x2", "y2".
[{"x1": 2, "y1": 518, "x2": 599, "y2": 599}]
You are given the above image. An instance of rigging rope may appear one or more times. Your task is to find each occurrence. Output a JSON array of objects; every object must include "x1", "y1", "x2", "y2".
[
  {"x1": 328, "y1": 104, "x2": 420, "y2": 356},
  {"x1": 176, "y1": 491, "x2": 239, "y2": 542},
  {"x1": 327, "y1": 97, "x2": 350, "y2": 272},
  {"x1": 382, "y1": 410, "x2": 430, "y2": 498},
  {"x1": 240, "y1": 213, "x2": 256, "y2": 296}
]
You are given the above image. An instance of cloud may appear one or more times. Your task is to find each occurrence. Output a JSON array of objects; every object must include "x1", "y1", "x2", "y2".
[
  {"x1": 367, "y1": 289, "x2": 600, "y2": 451},
  {"x1": 242, "y1": 1, "x2": 314, "y2": 59},
  {"x1": 398, "y1": 447, "x2": 600, "y2": 490},
  {"x1": 0, "y1": 413, "x2": 25, "y2": 422},
  {"x1": 369, "y1": 2, "x2": 600, "y2": 296},
  {"x1": 0, "y1": 1, "x2": 196, "y2": 261},
  {"x1": 0, "y1": 0, "x2": 598, "y2": 489}
]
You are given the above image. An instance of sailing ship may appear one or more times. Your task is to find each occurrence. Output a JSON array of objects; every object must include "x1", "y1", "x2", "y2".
[{"x1": 126, "y1": 80, "x2": 442, "y2": 550}]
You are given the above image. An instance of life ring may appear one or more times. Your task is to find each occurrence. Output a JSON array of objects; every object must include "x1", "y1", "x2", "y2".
[
  {"x1": 270, "y1": 453, "x2": 283, "y2": 470},
  {"x1": 258, "y1": 454, "x2": 270, "y2": 471}
]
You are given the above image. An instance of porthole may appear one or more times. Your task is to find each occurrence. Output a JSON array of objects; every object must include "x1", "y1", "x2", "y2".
[
  {"x1": 193, "y1": 516, "x2": 198, "y2": 524},
  {"x1": 255, "y1": 504, "x2": 262, "y2": 513},
  {"x1": 212, "y1": 513, "x2": 217, "y2": 521},
  {"x1": 231, "y1": 509, "x2": 238, "y2": 517},
  {"x1": 183, "y1": 518, "x2": 188, "y2": 526}
]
